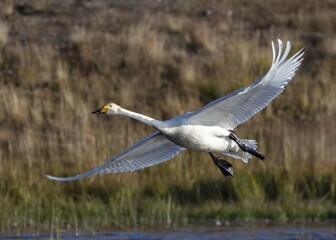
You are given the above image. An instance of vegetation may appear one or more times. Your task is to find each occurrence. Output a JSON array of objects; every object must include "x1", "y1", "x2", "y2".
[{"x1": 0, "y1": 0, "x2": 335, "y2": 234}]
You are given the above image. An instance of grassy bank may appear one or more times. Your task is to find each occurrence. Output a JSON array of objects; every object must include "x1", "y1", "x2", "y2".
[{"x1": 0, "y1": 0, "x2": 336, "y2": 233}]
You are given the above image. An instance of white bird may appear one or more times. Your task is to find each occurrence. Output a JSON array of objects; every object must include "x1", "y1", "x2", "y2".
[{"x1": 47, "y1": 39, "x2": 304, "y2": 181}]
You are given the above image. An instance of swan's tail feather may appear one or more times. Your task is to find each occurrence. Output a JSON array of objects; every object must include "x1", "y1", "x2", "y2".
[
  {"x1": 222, "y1": 139, "x2": 264, "y2": 163},
  {"x1": 241, "y1": 139, "x2": 265, "y2": 160},
  {"x1": 241, "y1": 139, "x2": 257, "y2": 150}
]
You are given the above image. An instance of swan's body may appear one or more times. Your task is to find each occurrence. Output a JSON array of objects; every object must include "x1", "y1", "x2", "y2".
[
  {"x1": 162, "y1": 124, "x2": 233, "y2": 153},
  {"x1": 47, "y1": 40, "x2": 304, "y2": 181}
]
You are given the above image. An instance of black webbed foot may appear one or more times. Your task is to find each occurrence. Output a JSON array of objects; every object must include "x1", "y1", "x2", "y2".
[
  {"x1": 209, "y1": 153, "x2": 234, "y2": 178},
  {"x1": 229, "y1": 132, "x2": 265, "y2": 160}
]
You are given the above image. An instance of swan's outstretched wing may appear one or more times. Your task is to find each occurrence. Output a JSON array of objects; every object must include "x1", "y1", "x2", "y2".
[
  {"x1": 187, "y1": 40, "x2": 304, "y2": 130},
  {"x1": 46, "y1": 132, "x2": 185, "y2": 182}
]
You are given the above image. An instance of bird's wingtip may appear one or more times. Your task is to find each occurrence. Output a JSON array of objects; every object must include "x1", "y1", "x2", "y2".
[
  {"x1": 46, "y1": 174, "x2": 60, "y2": 181},
  {"x1": 46, "y1": 171, "x2": 94, "y2": 182},
  {"x1": 277, "y1": 39, "x2": 282, "y2": 45},
  {"x1": 286, "y1": 40, "x2": 291, "y2": 49},
  {"x1": 46, "y1": 174, "x2": 72, "y2": 182}
]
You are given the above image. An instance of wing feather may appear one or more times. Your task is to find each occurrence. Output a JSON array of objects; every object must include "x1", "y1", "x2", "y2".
[
  {"x1": 187, "y1": 40, "x2": 304, "y2": 129},
  {"x1": 46, "y1": 132, "x2": 185, "y2": 181}
]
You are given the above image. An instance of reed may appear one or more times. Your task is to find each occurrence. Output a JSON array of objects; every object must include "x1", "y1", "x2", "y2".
[{"x1": 0, "y1": 0, "x2": 335, "y2": 233}]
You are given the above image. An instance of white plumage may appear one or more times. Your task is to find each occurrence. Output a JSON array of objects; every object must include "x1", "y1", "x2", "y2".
[{"x1": 47, "y1": 39, "x2": 304, "y2": 181}]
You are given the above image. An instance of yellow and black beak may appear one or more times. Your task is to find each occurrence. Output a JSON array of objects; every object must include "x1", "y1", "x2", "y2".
[{"x1": 92, "y1": 105, "x2": 109, "y2": 114}]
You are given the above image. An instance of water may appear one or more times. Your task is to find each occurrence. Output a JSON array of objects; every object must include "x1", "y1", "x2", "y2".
[{"x1": 2, "y1": 226, "x2": 336, "y2": 240}]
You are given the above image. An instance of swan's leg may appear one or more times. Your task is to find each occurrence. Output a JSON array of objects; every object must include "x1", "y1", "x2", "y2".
[
  {"x1": 209, "y1": 152, "x2": 234, "y2": 178},
  {"x1": 229, "y1": 132, "x2": 265, "y2": 160}
]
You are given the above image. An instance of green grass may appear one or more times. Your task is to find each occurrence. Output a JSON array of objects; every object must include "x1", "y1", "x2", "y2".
[
  {"x1": 0, "y1": 0, "x2": 335, "y2": 234},
  {"x1": 1, "y1": 166, "x2": 335, "y2": 233}
]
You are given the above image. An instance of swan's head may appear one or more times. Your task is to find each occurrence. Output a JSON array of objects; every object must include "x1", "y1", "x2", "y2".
[{"x1": 92, "y1": 103, "x2": 120, "y2": 115}]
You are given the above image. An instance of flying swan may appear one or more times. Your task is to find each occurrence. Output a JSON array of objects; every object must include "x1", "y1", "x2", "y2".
[{"x1": 47, "y1": 39, "x2": 304, "y2": 181}]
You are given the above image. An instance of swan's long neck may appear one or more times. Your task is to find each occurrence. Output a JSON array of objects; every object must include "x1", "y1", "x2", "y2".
[{"x1": 116, "y1": 107, "x2": 165, "y2": 130}]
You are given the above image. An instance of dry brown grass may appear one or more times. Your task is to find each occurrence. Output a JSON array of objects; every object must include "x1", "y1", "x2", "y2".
[
  {"x1": 0, "y1": 0, "x2": 335, "y2": 233},
  {"x1": 0, "y1": 21, "x2": 8, "y2": 50}
]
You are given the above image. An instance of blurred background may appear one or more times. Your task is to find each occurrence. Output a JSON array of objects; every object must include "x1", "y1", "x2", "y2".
[{"x1": 0, "y1": 0, "x2": 335, "y2": 235}]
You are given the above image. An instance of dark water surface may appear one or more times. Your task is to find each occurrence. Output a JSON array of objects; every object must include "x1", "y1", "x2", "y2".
[{"x1": 1, "y1": 224, "x2": 336, "y2": 239}]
